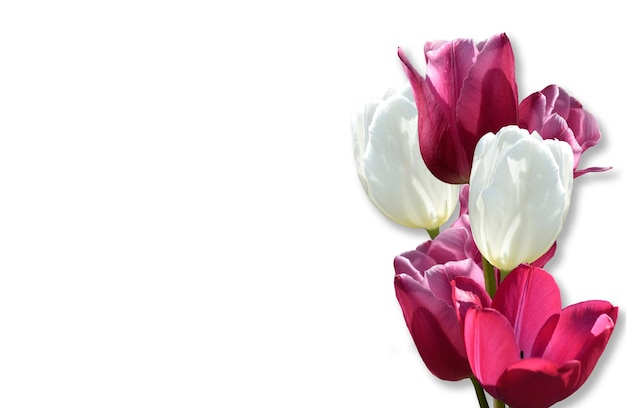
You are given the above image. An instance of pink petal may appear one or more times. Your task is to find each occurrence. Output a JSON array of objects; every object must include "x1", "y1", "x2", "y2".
[
  {"x1": 398, "y1": 48, "x2": 468, "y2": 184},
  {"x1": 394, "y1": 273, "x2": 471, "y2": 380},
  {"x1": 495, "y1": 359, "x2": 581, "y2": 408},
  {"x1": 452, "y1": 275, "x2": 491, "y2": 325},
  {"x1": 427, "y1": 227, "x2": 474, "y2": 262},
  {"x1": 574, "y1": 165, "x2": 612, "y2": 178},
  {"x1": 423, "y1": 38, "x2": 477, "y2": 125},
  {"x1": 567, "y1": 103, "x2": 601, "y2": 151},
  {"x1": 393, "y1": 251, "x2": 431, "y2": 283},
  {"x1": 456, "y1": 33, "x2": 518, "y2": 153},
  {"x1": 542, "y1": 301, "x2": 617, "y2": 389},
  {"x1": 464, "y1": 308, "x2": 519, "y2": 389},
  {"x1": 492, "y1": 265, "x2": 561, "y2": 355},
  {"x1": 519, "y1": 91, "x2": 547, "y2": 132},
  {"x1": 425, "y1": 259, "x2": 484, "y2": 301},
  {"x1": 541, "y1": 114, "x2": 581, "y2": 155}
]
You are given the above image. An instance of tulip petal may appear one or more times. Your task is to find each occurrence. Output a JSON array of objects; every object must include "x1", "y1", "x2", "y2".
[
  {"x1": 423, "y1": 38, "x2": 477, "y2": 124},
  {"x1": 394, "y1": 250, "x2": 433, "y2": 283},
  {"x1": 452, "y1": 275, "x2": 491, "y2": 325},
  {"x1": 394, "y1": 273, "x2": 471, "y2": 380},
  {"x1": 518, "y1": 91, "x2": 547, "y2": 133},
  {"x1": 399, "y1": 48, "x2": 467, "y2": 184},
  {"x1": 456, "y1": 33, "x2": 518, "y2": 151},
  {"x1": 492, "y1": 266, "x2": 561, "y2": 356},
  {"x1": 425, "y1": 259, "x2": 484, "y2": 302},
  {"x1": 542, "y1": 301, "x2": 617, "y2": 389},
  {"x1": 351, "y1": 98, "x2": 383, "y2": 193},
  {"x1": 496, "y1": 359, "x2": 581, "y2": 408},
  {"x1": 426, "y1": 227, "x2": 474, "y2": 262},
  {"x1": 355, "y1": 86, "x2": 460, "y2": 229},
  {"x1": 352, "y1": 84, "x2": 460, "y2": 228},
  {"x1": 567, "y1": 103, "x2": 601, "y2": 151},
  {"x1": 540, "y1": 113, "x2": 582, "y2": 166},
  {"x1": 469, "y1": 126, "x2": 573, "y2": 270},
  {"x1": 465, "y1": 308, "x2": 519, "y2": 390},
  {"x1": 530, "y1": 242, "x2": 557, "y2": 268}
]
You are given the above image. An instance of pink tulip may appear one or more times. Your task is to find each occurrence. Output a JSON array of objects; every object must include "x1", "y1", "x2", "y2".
[
  {"x1": 394, "y1": 225, "x2": 488, "y2": 381},
  {"x1": 464, "y1": 265, "x2": 618, "y2": 408},
  {"x1": 398, "y1": 33, "x2": 518, "y2": 184},
  {"x1": 519, "y1": 85, "x2": 611, "y2": 177}
]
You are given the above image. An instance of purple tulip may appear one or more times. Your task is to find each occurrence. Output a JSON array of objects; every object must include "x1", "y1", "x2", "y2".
[
  {"x1": 519, "y1": 85, "x2": 611, "y2": 177},
  {"x1": 398, "y1": 33, "x2": 518, "y2": 184},
  {"x1": 394, "y1": 225, "x2": 489, "y2": 381},
  {"x1": 464, "y1": 265, "x2": 618, "y2": 408}
]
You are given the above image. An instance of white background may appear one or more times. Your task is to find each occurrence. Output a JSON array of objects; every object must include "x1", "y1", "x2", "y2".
[{"x1": 0, "y1": 1, "x2": 623, "y2": 407}]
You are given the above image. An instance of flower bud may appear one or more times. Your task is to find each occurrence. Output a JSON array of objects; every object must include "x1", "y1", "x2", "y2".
[
  {"x1": 468, "y1": 125, "x2": 573, "y2": 271},
  {"x1": 352, "y1": 84, "x2": 459, "y2": 230}
]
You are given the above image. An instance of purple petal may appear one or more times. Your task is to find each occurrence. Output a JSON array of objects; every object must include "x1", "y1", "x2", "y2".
[
  {"x1": 394, "y1": 273, "x2": 471, "y2": 380},
  {"x1": 519, "y1": 91, "x2": 547, "y2": 132},
  {"x1": 456, "y1": 33, "x2": 518, "y2": 154},
  {"x1": 423, "y1": 38, "x2": 477, "y2": 125},
  {"x1": 398, "y1": 47, "x2": 470, "y2": 184}
]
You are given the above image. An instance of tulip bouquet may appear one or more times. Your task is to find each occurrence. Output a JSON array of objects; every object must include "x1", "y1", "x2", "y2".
[{"x1": 351, "y1": 33, "x2": 618, "y2": 408}]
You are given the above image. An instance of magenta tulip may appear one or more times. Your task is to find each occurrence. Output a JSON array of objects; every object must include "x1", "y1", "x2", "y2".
[
  {"x1": 464, "y1": 265, "x2": 618, "y2": 408},
  {"x1": 519, "y1": 85, "x2": 611, "y2": 177},
  {"x1": 398, "y1": 33, "x2": 518, "y2": 184},
  {"x1": 394, "y1": 224, "x2": 489, "y2": 380}
]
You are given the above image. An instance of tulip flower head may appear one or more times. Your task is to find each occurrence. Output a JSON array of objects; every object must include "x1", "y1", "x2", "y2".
[
  {"x1": 395, "y1": 230, "x2": 489, "y2": 380},
  {"x1": 469, "y1": 125, "x2": 573, "y2": 273},
  {"x1": 519, "y1": 84, "x2": 611, "y2": 177},
  {"x1": 351, "y1": 84, "x2": 459, "y2": 230},
  {"x1": 398, "y1": 33, "x2": 518, "y2": 184},
  {"x1": 464, "y1": 265, "x2": 618, "y2": 408}
]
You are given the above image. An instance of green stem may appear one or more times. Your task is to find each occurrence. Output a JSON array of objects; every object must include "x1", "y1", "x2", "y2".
[
  {"x1": 481, "y1": 256, "x2": 497, "y2": 298},
  {"x1": 426, "y1": 227, "x2": 439, "y2": 240},
  {"x1": 493, "y1": 398, "x2": 506, "y2": 408},
  {"x1": 470, "y1": 377, "x2": 490, "y2": 408}
]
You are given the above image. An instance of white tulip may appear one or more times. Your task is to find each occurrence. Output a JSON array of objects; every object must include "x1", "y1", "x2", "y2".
[
  {"x1": 469, "y1": 125, "x2": 574, "y2": 272},
  {"x1": 351, "y1": 84, "x2": 460, "y2": 231}
]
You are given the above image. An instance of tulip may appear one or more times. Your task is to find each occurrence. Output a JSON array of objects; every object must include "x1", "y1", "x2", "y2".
[
  {"x1": 519, "y1": 84, "x2": 611, "y2": 177},
  {"x1": 394, "y1": 226, "x2": 489, "y2": 381},
  {"x1": 351, "y1": 83, "x2": 460, "y2": 231},
  {"x1": 464, "y1": 265, "x2": 618, "y2": 408},
  {"x1": 398, "y1": 33, "x2": 518, "y2": 184},
  {"x1": 469, "y1": 125, "x2": 573, "y2": 273}
]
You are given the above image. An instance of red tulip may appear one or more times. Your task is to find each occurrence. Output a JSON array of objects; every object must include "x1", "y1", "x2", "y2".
[
  {"x1": 394, "y1": 224, "x2": 489, "y2": 380},
  {"x1": 464, "y1": 265, "x2": 618, "y2": 408},
  {"x1": 519, "y1": 85, "x2": 611, "y2": 177},
  {"x1": 398, "y1": 33, "x2": 518, "y2": 184}
]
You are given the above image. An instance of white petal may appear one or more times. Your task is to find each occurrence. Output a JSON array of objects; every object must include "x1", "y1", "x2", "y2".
[
  {"x1": 469, "y1": 126, "x2": 573, "y2": 270},
  {"x1": 362, "y1": 93, "x2": 459, "y2": 229}
]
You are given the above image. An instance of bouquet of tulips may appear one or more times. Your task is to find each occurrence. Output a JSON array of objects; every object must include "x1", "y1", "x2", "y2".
[{"x1": 351, "y1": 33, "x2": 618, "y2": 408}]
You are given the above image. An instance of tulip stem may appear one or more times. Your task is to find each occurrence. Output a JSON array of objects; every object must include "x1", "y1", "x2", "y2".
[
  {"x1": 482, "y1": 256, "x2": 497, "y2": 298},
  {"x1": 493, "y1": 398, "x2": 506, "y2": 408},
  {"x1": 470, "y1": 377, "x2": 490, "y2": 408},
  {"x1": 426, "y1": 227, "x2": 439, "y2": 239}
]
